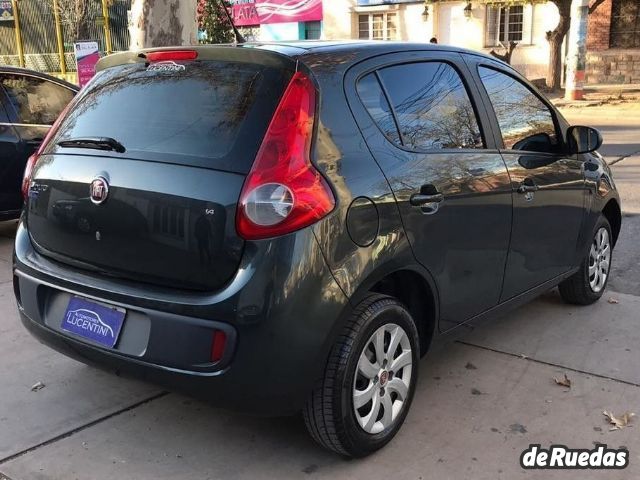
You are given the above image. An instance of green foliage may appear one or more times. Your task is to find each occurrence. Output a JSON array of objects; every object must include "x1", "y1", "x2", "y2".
[{"x1": 198, "y1": 0, "x2": 234, "y2": 44}]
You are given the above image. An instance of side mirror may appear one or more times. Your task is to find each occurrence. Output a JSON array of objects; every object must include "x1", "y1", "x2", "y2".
[{"x1": 566, "y1": 125, "x2": 603, "y2": 155}]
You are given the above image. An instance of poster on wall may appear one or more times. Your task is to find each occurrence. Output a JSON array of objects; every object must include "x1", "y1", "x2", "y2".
[
  {"x1": 232, "y1": 0, "x2": 323, "y2": 27},
  {"x1": 74, "y1": 41, "x2": 100, "y2": 88},
  {"x1": 356, "y1": 0, "x2": 417, "y2": 4},
  {"x1": 0, "y1": 1, "x2": 14, "y2": 21}
]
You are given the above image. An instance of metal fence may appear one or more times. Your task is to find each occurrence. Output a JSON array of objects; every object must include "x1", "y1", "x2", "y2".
[{"x1": 0, "y1": 0, "x2": 131, "y2": 74}]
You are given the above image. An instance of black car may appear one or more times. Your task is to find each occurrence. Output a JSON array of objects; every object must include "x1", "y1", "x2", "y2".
[
  {"x1": 0, "y1": 67, "x2": 77, "y2": 220},
  {"x1": 14, "y1": 42, "x2": 621, "y2": 457}
]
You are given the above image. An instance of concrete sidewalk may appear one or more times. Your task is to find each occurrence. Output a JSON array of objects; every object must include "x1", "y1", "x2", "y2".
[{"x1": 2, "y1": 278, "x2": 639, "y2": 479}]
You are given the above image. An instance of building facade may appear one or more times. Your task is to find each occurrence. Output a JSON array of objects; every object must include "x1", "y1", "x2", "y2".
[
  {"x1": 234, "y1": 0, "x2": 561, "y2": 80},
  {"x1": 586, "y1": 0, "x2": 640, "y2": 84}
]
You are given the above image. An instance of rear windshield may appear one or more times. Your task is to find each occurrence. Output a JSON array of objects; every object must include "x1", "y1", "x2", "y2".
[{"x1": 48, "y1": 60, "x2": 292, "y2": 173}]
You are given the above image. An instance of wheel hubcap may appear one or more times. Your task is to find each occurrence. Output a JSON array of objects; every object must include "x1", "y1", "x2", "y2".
[
  {"x1": 353, "y1": 323, "x2": 413, "y2": 435},
  {"x1": 589, "y1": 227, "x2": 611, "y2": 293}
]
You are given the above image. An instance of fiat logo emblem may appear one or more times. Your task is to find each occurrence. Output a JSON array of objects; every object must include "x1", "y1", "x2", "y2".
[{"x1": 90, "y1": 176, "x2": 109, "y2": 205}]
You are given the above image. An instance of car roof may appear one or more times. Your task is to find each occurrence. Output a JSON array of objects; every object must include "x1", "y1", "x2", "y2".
[
  {"x1": 0, "y1": 66, "x2": 79, "y2": 90},
  {"x1": 241, "y1": 40, "x2": 507, "y2": 67},
  {"x1": 97, "y1": 41, "x2": 509, "y2": 75}
]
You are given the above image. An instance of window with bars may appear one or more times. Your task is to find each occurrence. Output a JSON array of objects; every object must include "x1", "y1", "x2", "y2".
[
  {"x1": 304, "y1": 21, "x2": 322, "y2": 40},
  {"x1": 358, "y1": 12, "x2": 398, "y2": 41},
  {"x1": 610, "y1": 0, "x2": 640, "y2": 48},
  {"x1": 485, "y1": 5, "x2": 524, "y2": 47}
]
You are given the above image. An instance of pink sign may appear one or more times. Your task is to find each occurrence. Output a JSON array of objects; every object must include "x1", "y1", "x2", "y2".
[
  {"x1": 74, "y1": 41, "x2": 100, "y2": 88},
  {"x1": 232, "y1": 0, "x2": 323, "y2": 26}
]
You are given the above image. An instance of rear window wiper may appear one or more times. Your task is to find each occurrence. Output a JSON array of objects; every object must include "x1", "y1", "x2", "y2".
[{"x1": 57, "y1": 137, "x2": 126, "y2": 153}]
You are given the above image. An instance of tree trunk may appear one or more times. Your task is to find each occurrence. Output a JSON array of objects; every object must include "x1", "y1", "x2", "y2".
[
  {"x1": 129, "y1": 0, "x2": 198, "y2": 49},
  {"x1": 546, "y1": 0, "x2": 572, "y2": 90}
]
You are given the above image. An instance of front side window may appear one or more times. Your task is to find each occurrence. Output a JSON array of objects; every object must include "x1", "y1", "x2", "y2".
[
  {"x1": 358, "y1": 12, "x2": 398, "y2": 40},
  {"x1": 376, "y1": 62, "x2": 484, "y2": 150},
  {"x1": 478, "y1": 66, "x2": 558, "y2": 153},
  {"x1": 485, "y1": 5, "x2": 524, "y2": 46},
  {"x1": 0, "y1": 75, "x2": 74, "y2": 125}
]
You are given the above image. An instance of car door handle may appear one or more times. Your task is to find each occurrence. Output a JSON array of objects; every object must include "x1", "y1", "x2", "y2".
[
  {"x1": 517, "y1": 179, "x2": 539, "y2": 194},
  {"x1": 410, "y1": 193, "x2": 444, "y2": 206}
]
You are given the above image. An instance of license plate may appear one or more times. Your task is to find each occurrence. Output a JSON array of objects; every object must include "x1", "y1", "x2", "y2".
[{"x1": 61, "y1": 297, "x2": 126, "y2": 348}]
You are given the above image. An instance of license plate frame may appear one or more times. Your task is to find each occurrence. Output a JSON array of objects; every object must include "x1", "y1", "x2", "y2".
[{"x1": 61, "y1": 296, "x2": 126, "y2": 349}]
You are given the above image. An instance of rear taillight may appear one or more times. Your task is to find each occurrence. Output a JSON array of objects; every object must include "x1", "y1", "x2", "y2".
[
  {"x1": 236, "y1": 71, "x2": 335, "y2": 240},
  {"x1": 146, "y1": 50, "x2": 198, "y2": 62},
  {"x1": 21, "y1": 101, "x2": 73, "y2": 201}
]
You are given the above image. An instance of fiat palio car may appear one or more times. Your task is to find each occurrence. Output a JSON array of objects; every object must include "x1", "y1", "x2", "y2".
[{"x1": 14, "y1": 42, "x2": 620, "y2": 457}]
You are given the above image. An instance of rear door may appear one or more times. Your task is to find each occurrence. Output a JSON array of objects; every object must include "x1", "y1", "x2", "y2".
[
  {"x1": 27, "y1": 54, "x2": 294, "y2": 291},
  {"x1": 469, "y1": 61, "x2": 587, "y2": 300},
  {"x1": 346, "y1": 51, "x2": 513, "y2": 331},
  {"x1": 0, "y1": 72, "x2": 75, "y2": 213}
]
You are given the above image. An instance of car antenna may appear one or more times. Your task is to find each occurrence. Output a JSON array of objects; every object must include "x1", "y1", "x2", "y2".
[{"x1": 216, "y1": 0, "x2": 246, "y2": 44}]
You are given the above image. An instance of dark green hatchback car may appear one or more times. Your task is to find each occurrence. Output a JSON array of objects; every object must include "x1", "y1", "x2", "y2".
[{"x1": 14, "y1": 42, "x2": 620, "y2": 456}]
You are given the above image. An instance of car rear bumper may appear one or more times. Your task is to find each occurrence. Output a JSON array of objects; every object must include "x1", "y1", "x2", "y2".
[{"x1": 14, "y1": 220, "x2": 349, "y2": 415}]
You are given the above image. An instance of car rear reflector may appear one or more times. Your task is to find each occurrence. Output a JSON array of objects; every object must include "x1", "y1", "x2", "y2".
[{"x1": 211, "y1": 330, "x2": 227, "y2": 363}]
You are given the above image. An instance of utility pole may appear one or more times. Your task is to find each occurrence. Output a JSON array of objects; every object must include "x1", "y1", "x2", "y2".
[
  {"x1": 11, "y1": 0, "x2": 24, "y2": 67},
  {"x1": 565, "y1": 0, "x2": 589, "y2": 100},
  {"x1": 52, "y1": 0, "x2": 66, "y2": 75},
  {"x1": 101, "y1": 0, "x2": 112, "y2": 54}
]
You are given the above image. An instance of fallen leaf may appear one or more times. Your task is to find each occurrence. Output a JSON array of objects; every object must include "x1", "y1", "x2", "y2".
[
  {"x1": 553, "y1": 373, "x2": 571, "y2": 389},
  {"x1": 603, "y1": 411, "x2": 635, "y2": 430},
  {"x1": 608, "y1": 297, "x2": 620, "y2": 304},
  {"x1": 465, "y1": 362, "x2": 477, "y2": 370},
  {"x1": 30, "y1": 381, "x2": 45, "y2": 392},
  {"x1": 471, "y1": 388, "x2": 483, "y2": 395}
]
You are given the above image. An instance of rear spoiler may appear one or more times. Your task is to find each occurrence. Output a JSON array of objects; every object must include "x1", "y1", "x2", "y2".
[{"x1": 96, "y1": 45, "x2": 298, "y2": 72}]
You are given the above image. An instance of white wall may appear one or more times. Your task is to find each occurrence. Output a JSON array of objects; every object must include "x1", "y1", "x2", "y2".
[
  {"x1": 322, "y1": 0, "x2": 434, "y2": 42},
  {"x1": 320, "y1": 0, "x2": 561, "y2": 80}
]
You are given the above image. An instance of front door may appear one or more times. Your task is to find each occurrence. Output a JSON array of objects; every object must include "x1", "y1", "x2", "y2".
[
  {"x1": 347, "y1": 52, "x2": 512, "y2": 331},
  {"x1": 473, "y1": 64, "x2": 586, "y2": 300}
]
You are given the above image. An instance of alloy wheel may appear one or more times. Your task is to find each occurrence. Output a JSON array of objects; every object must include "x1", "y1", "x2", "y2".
[
  {"x1": 589, "y1": 227, "x2": 611, "y2": 293},
  {"x1": 353, "y1": 323, "x2": 413, "y2": 434}
]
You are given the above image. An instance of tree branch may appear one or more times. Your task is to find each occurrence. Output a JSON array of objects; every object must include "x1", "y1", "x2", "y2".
[{"x1": 589, "y1": 0, "x2": 606, "y2": 15}]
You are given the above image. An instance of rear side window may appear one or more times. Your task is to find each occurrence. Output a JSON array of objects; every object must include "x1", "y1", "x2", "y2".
[
  {"x1": 356, "y1": 73, "x2": 400, "y2": 144},
  {"x1": 50, "y1": 60, "x2": 292, "y2": 173},
  {"x1": 1, "y1": 74, "x2": 74, "y2": 125},
  {"x1": 376, "y1": 62, "x2": 484, "y2": 150},
  {"x1": 478, "y1": 66, "x2": 559, "y2": 153}
]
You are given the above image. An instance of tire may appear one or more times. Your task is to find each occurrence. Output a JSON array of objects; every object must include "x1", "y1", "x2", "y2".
[
  {"x1": 303, "y1": 294, "x2": 420, "y2": 457},
  {"x1": 559, "y1": 215, "x2": 613, "y2": 305}
]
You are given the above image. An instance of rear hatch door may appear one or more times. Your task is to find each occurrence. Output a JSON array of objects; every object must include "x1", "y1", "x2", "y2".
[{"x1": 27, "y1": 50, "x2": 294, "y2": 290}]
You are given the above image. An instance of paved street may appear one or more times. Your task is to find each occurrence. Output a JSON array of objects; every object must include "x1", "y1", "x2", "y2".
[{"x1": 1, "y1": 102, "x2": 639, "y2": 479}]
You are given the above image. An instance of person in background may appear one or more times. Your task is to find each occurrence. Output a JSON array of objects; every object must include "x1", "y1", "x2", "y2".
[{"x1": 430, "y1": 37, "x2": 438, "y2": 44}]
